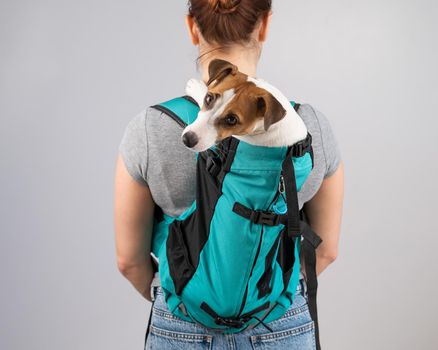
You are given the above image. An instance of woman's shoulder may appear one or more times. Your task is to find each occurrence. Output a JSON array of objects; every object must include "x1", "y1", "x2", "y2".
[
  {"x1": 296, "y1": 102, "x2": 342, "y2": 179},
  {"x1": 118, "y1": 97, "x2": 193, "y2": 186},
  {"x1": 118, "y1": 108, "x2": 149, "y2": 186},
  {"x1": 296, "y1": 103, "x2": 333, "y2": 135}
]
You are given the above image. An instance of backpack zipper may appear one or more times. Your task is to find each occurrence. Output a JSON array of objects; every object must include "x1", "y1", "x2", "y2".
[
  {"x1": 236, "y1": 223, "x2": 264, "y2": 318},
  {"x1": 236, "y1": 172, "x2": 284, "y2": 318}
]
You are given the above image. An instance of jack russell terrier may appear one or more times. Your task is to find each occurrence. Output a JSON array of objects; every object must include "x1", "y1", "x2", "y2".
[{"x1": 182, "y1": 59, "x2": 308, "y2": 152}]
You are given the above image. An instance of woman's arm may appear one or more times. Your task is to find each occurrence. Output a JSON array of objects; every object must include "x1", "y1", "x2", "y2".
[
  {"x1": 303, "y1": 160, "x2": 344, "y2": 276},
  {"x1": 114, "y1": 153, "x2": 155, "y2": 302}
]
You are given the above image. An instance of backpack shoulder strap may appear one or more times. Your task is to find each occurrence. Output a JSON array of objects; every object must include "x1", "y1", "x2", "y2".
[{"x1": 150, "y1": 95, "x2": 200, "y2": 128}]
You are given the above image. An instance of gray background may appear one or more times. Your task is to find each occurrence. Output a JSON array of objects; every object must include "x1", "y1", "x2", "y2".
[{"x1": 1, "y1": 0, "x2": 437, "y2": 349}]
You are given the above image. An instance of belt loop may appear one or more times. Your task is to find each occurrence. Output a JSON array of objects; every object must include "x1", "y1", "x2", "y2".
[
  {"x1": 150, "y1": 271, "x2": 160, "y2": 302},
  {"x1": 150, "y1": 286, "x2": 157, "y2": 302},
  {"x1": 299, "y1": 278, "x2": 307, "y2": 298}
]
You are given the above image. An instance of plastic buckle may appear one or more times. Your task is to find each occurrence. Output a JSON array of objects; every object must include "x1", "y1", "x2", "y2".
[
  {"x1": 214, "y1": 317, "x2": 245, "y2": 328},
  {"x1": 293, "y1": 141, "x2": 304, "y2": 157},
  {"x1": 251, "y1": 210, "x2": 280, "y2": 226},
  {"x1": 292, "y1": 133, "x2": 311, "y2": 157},
  {"x1": 205, "y1": 156, "x2": 220, "y2": 177}
]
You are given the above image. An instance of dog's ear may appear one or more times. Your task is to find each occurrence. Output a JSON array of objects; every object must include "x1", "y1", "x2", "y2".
[
  {"x1": 256, "y1": 92, "x2": 287, "y2": 131},
  {"x1": 207, "y1": 59, "x2": 238, "y2": 87}
]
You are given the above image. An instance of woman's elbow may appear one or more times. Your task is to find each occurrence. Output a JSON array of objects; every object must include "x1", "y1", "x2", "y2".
[
  {"x1": 318, "y1": 248, "x2": 338, "y2": 264},
  {"x1": 117, "y1": 256, "x2": 141, "y2": 276}
]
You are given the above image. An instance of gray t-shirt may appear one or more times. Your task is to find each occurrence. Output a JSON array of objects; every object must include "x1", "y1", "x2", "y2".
[{"x1": 119, "y1": 102, "x2": 342, "y2": 218}]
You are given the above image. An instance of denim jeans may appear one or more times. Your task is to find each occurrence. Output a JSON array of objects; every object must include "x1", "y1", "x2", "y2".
[{"x1": 144, "y1": 279, "x2": 316, "y2": 350}]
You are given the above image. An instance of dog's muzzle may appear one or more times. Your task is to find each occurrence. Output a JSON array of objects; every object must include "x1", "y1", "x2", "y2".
[{"x1": 182, "y1": 131, "x2": 199, "y2": 148}]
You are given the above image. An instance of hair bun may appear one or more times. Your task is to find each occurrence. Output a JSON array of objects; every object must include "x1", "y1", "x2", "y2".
[{"x1": 210, "y1": 0, "x2": 242, "y2": 14}]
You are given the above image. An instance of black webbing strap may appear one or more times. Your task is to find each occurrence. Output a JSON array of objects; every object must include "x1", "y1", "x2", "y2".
[
  {"x1": 216, "y1": 137, "x2": 239, "y2": 185},
  {"x1": 205, "y1": 149, "x2": 223, "y2": 177},
  {"x1": 232, "y1": 202, "x2": 287, "y2": 227},
  {"x1": 292, "y1": 133, "x2": 313, "y2": 157},
  {"x1": 300, "y1": 219, "x2": 323, "y2": 350},
  {"x1": 246, "y1": 301, "x2": 280, "y2": 331},
  {"x1": 200, "y1": 300, "x2": 273, "y2": 332},
  {"x1": 144, "y1": 303, "x2": 153, "y2": 348},
  {"x1": 301, "y1": 220, "x2": 323, "y2": 249},
  {"x1": 144, "y1": 256, "x2": 159, "y2": 348},
  {"x1": 281, "y1": 146, "x2": 301, "y2": 238}
]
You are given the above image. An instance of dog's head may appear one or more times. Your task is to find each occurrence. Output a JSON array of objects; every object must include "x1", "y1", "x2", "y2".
[{"x1": 182, "y1": 59, "x2": 286, "y2": 152}]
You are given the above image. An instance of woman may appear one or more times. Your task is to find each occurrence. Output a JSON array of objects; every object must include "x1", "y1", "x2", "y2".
[{"x1": 114, "y1": 0, "x2": 344, "y2": 349}]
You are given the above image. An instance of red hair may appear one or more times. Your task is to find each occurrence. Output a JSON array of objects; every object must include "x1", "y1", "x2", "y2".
[{"x1": 187, "y1": 0, "x2": 272, "y2": 45}]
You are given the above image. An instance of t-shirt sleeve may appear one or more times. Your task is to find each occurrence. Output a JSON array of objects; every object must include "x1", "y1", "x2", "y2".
[
  {"x1": 311, "y1": 106, "x2": 342, "y2": 178},
  {"x1": 118, "y1": 108, "x2": 149, "y2": 186}
]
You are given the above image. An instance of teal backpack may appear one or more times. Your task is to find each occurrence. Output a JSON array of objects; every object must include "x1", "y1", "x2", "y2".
[{"x1": 148, "y1": 95, "x2": 323, "y2": 349}]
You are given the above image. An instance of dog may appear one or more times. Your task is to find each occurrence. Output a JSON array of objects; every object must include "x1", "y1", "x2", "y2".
[{"x1": 182, "y1": 59, "x2": 307, "y2": 152}]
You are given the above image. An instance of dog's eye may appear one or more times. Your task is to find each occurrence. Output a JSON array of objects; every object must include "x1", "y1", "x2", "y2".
[
  {"x1": 224, "y1": 113, "x2": 238, "y2": 126},
  {"x1": 204, "y1": 93, "x2": 215, "y2": 107}
]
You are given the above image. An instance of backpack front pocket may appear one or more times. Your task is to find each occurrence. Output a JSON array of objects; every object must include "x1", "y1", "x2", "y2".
[{"x1": 166, "y1": 218, "x2": 196, "y2": 296}]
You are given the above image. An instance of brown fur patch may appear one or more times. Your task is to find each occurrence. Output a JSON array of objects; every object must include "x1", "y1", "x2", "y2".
[
  {"x1": 202, "y1": 59, "x2": 286, "y2": 143},
  {"x1": 212, "y1": 80, "x2": 283, "y2": 140}
]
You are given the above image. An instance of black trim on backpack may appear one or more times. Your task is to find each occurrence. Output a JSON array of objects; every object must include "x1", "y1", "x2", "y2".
[
  {"x1": 256, "y1": 233, "x2": 281, "y2": 298},
  {"x1": 153, "y1": 205, "x2": 164, "y2": 223},
  {"x1": 275, "y1": 226, "x2": 298, "y2": 295},
  {"x1": 299, "y1": 209, "x2": 322, "y2": 350},
  {"x1": 144, "y1": 298, "x2": 154, "y2": 348},
  {"x1": 166, "y1": 137, "x2": 240, "y2": 295},
  {"x1": 182, "y1": 94, "x2": 199, "y2": 107},
  {"x1": 144, "y1": 255, "x2": 159, "y2": 349},
  {"x1": 150, "y1": 95, "x2": 199, "y2": 129},
  {"x1": 150, "y1": 104, "x2": 187, "y2": 128},
  {"x1": 282, "y1": 145, "x2": 301, "y2": 239},
  {"x1": 274, "y1": 142, "x2": 323, "y2": 349}
]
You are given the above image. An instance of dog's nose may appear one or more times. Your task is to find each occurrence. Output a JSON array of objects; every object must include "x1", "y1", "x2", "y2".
[{"x1": 182, "y1": 131, "x2": 199, "y2": 148}]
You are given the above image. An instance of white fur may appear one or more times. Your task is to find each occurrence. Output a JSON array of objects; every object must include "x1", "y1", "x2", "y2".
[
  {"x1": 183, "y1": 76, "x2": 307, "y2": 151},
  {"x1": 185, "y1": 78, "x2": 208, "y2": 107},
  {"x1": 239, "y1": 77, "x2": 308, "y2": 147}
]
